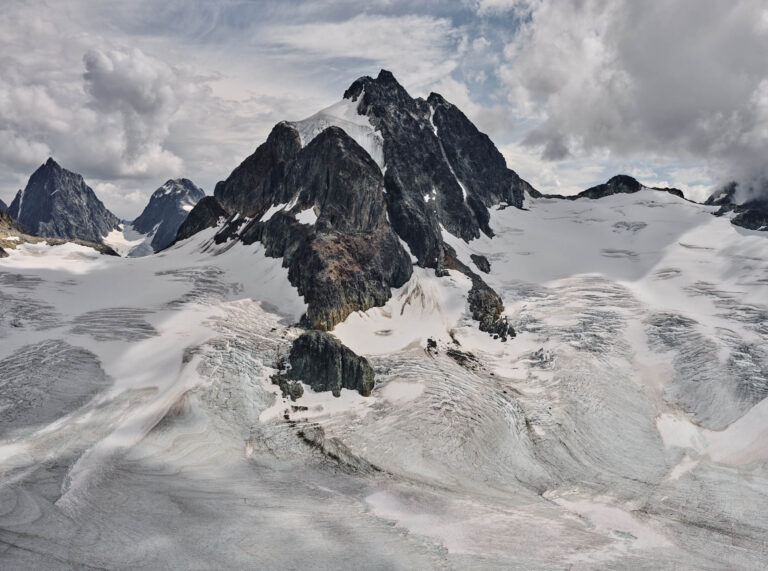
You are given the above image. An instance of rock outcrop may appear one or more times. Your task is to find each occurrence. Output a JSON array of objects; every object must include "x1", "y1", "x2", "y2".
[
  {"x1": 8, "y1": 158, "x2": 120, "y2": 243},
  {"x1": 707, "y1": 182, "x2": 768, "y2": 231},
  {"x1": 283, "y1": 331, "x2": 375, "y2": 397},
  {"x1": 214, "y1": 124, "x2": 413, "y2": 331},
  {"x1": 132, "y1": 179, "x2": 205, "y2": 252},
  {"x1": 533, "y1": 175, "x2": 685, "y2": 201},
  {"x1": 175, "y1": 196, "x2": 229, "y2": 243}
]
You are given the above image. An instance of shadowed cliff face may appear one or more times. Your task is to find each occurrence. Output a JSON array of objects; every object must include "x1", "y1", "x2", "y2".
[
  {"x1": 175, "y1": 196, "x2": 228, "y2": 243},
  {"x1": 344, "y1": 70, "x2": 531, "y2": 268},
  {"x1": 8, "y1": 158, "x2": 120, "y2": 243},
  {"x1": 215, "y1": 125, "x2": 413, "y2": 331}
]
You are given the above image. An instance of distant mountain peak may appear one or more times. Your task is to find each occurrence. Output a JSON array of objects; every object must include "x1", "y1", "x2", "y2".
[
  {"x1": 7, "y1": 159, "x2": 119, "y2": 243},
  {"x1": 127, "y1": 178, "x2": 205, "y2": 254}
]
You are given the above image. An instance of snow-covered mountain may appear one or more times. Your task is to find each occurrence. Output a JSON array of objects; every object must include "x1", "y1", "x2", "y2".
[
  {"x1": 7, "y1": 158, "x2": 120, "y2": 243},
  {"x1": 103, "y1": 179, "x2": 205, "y2": 257},
  {"x1": 1, "y1": 71, "x2": 767, "y2": 568}
]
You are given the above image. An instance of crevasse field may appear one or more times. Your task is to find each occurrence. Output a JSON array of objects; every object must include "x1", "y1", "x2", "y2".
[{"x1": 1, "y1": 190, "x2": 768, "y2": 569}]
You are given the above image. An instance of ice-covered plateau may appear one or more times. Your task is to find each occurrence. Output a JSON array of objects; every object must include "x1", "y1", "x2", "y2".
[{"x1": 1, "y1": 70, "x2": 767, "y2": 569}]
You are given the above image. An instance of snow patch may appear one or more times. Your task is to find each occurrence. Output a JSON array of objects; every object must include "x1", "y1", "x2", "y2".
[
  {"x1": 260, "y1": 202, "x2": 288, "y2": 222},
  {"x1": 295, "y1": 206, "x2": 317, "y2": 226},
  {"x1": 333, "y1": 268, "x2": 473, "y2": 355},
  {"x1": 290, "y1": 95, "x2": 384, "y2": 170}
]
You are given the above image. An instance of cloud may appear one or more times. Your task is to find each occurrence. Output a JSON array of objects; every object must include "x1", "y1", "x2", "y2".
[
  {"x1": 498, "y1": 0, "x2": 768, "y2": 199},
  {"x1": 260, "y1": 14, "x2": 464, "y2": 91}
]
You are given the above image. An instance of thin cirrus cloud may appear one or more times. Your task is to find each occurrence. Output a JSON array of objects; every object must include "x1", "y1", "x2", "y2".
[{"x1": 1, "y1": 0, "x2": 766, "y2": 216}]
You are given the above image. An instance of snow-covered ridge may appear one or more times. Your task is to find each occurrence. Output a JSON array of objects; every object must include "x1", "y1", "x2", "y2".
[{"x1": 289, "y1": 95, "x2": 385, "y2": 170}]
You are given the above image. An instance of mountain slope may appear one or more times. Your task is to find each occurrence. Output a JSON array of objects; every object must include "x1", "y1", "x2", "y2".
[
  {"x1": 131, "y1": 179, "x2": 205, "y2": 253},
  {"x1": 187, "y1": 70, "x2": 518, "y2": 338},
  {"x1": 8, "y1": 158, "x2": 120, "y2": 243}
]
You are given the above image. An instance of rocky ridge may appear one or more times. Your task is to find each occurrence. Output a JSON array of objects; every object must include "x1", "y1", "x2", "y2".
[
  {"x1": 706, "y1": 182, "x2": 768, "y2": 232},
  {"x1": 530, "y1": 174, "x2": 685, "y2": 201}
]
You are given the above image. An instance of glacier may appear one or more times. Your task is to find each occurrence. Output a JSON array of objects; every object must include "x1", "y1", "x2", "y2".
[{"x1": 1, "y1": 189, "x2": 767, "y2": 568}]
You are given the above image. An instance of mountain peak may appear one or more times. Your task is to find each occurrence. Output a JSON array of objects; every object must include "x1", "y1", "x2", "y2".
[
  {"x1": 343, "y1": 69, "x2": 408, "y2": 101},
  {"x1": 130, "y1": 178, "x2": 205, "y2": 254},
  {"x1": 8, "y1": 160, "x2": 119, "y2": 242}
]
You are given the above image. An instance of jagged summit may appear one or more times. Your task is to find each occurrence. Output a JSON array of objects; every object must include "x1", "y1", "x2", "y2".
[
  {"x1": 342, "y1": 69, "x2": 532, "y2": 265},
  {"x1": 8, "y1": 158, "x2": 120, "y2": 243},
  {"x1": 182, "y1": 69, "x2": 519, "y2": 339},
  {"x1": 131, "y1": 178, "x2": 205, "y2": 253}
]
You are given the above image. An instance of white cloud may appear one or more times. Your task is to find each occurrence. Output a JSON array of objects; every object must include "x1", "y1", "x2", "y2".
[{"x1": 498, "y1": 0, "x2": 768, "y2": 195}]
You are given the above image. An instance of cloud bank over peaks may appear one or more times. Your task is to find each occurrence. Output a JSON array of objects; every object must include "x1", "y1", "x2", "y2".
[{"x1": 499, "y1": 0, "x2": 768, "y2": 200}]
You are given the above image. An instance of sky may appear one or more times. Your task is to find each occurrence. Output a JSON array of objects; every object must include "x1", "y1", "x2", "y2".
[{"x1": 1, "y1": 0, "x2": 767, "y2": 217}]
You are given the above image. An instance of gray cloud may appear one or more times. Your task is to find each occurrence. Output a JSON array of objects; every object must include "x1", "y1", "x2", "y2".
[
  {"x1": 2, "y1": 0, "x2": 765, "y2": 213},
  {"x1": 498, "y1": 0, "x2": 768, "y2": 199}
]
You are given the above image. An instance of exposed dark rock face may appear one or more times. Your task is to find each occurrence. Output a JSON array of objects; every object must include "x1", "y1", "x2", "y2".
[
  {"x1": 175, "y1": 196, "x2": 229, "y2": 243},
  {"x1": 8, "y1": 158, "x2": 120, "y2": 242},
  {"x1": 132, "y1": 179, "x2": 205, "y2": 252},
  {"x1": 471, "y1": 254, "x2": 491, "y2": 274},
  {"x1": 214, "y1": 123, "x2": 302, "y2": 216},
  {"x1": 707, "y1": 182, "x2": 768, "y2": 231},
  {"x1": 0, "y1": 198, "x2": 7, "y2": 212},
  {"x1": 218, "y1": 125, "x2": 413, "y2": 330},
  {"x1": 344, "y1": 70, "x2": 532, "y2": 266},
  {"x1": 285, "y1": 331, "x2": 375, "y2": 397}
]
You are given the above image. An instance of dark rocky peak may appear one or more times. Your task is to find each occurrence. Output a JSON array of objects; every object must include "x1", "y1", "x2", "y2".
[
  {"x1": 132, "y1": 178, "x2": 205, "y2": 252},
  {"x1": 230, "y1": 124, "x2": 413, "y2": 331},
  {"x1": 7, "y1": 158, "x2": 120, "y2": 243},
  {"x1": 580, "y1": 174, "x2": 642, "y2": 198},
  {"x1": 707, "y1": 181, "x2": 768, "y2": 232},
  {"x1": 186, "y1": 70, "x2": 516, "y2": 344},
  {"x1": 285, "y1": 126, "x2": 388, "y2": 234},
  {"x1": 341, "y1": 69, "x2": 531, "y2": 270},
  {"x1": 214, "y1": 122, "x2": 301, "y2": 216},
  {"x1": 705, "y1": 182, "x2": 737, "y2": 206},
  {"x1": 0, "y1": 198, "x2": 7, "y2": 212}
]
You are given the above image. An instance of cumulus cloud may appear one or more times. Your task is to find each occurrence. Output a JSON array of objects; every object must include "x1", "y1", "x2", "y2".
[
  {"x1": 82, "y1": 48, "x2": 183, "y2": 173},
  {"x1": 498, "y1": 0, "x2": 768, "y2": 199}
]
